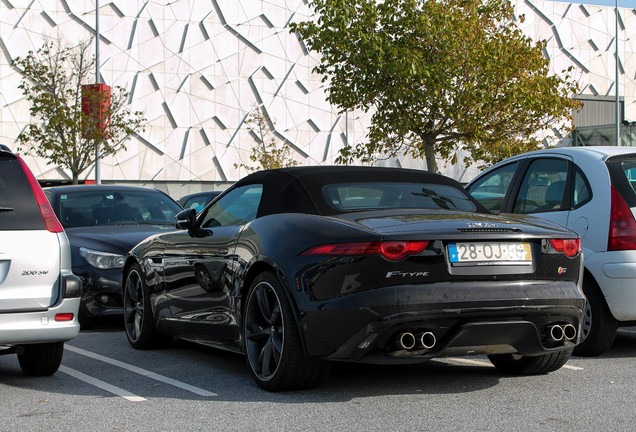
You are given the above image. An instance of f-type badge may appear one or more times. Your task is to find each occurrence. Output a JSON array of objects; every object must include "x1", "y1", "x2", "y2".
[{"x1": 386, "y1": 271, "x2": 429, "y2": 279}]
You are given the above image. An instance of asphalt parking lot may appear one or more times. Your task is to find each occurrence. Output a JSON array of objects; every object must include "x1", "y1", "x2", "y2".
[{"x1": 1, "y1": 323, "x2": 635, "y2": 431}]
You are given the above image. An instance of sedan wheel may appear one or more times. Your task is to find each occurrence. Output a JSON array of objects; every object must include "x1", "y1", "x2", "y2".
[
  {"x1": 243, "y1": 272, "x2": 329, "y2": 391},
  {"x1": 123, "y1": 262, "x2": 159, "y2": 349}
]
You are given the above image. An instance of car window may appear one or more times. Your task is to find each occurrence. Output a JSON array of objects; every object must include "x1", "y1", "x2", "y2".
[
  {"x1": 56, "y1": 190, "x2": 182, "y2": 227},
  {"x1": 199, "y1": 184, "x2": 263, "y2": 228},
  {"x1": 0, "y1": 157, "x2": 46, "y2": 230},
  {"x1": 513, "y1": 158, "x2": 568, "y2": 214},
  {"x1": 183, "y1": 196, "x2": 209, "y2": 212},
  {"x1": 322, "y1": 182, "x2": 477, "y2": 212},
  {"x1": 572, "y1": 168, "x2": 592, "y2": 209},
  {"x1": 467, "y1": 162, "x2": 518, "y2": 213}
]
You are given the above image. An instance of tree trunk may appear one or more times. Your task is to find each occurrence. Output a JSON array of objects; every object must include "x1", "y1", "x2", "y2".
[
  {"x1": 72, "y1": 171, "x2": 79, "y2": 185},
  {"x1": 423, "y1": 139, "x2": 437, "y2": 173}
]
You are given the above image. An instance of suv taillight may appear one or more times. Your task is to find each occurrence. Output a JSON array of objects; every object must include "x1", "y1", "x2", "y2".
[
  {"x1": 17, "y1": 156, "x2": 64, "y2": 233},
  {"x1": 608, "y1": 185, "x2": 636, "y2": 251}
]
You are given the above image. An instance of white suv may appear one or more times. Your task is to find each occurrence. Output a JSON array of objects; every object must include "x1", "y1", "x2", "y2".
[
  {"x1": 0, "y1": 145, "x2": 81, "y2": 375},
  {"x1": 466, "y1": 146, "x2": 636, "y2": 356}
]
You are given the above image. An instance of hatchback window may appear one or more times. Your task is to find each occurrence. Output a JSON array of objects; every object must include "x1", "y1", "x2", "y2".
[
  {"x1": 606, "y1": 157, "x2": 636, "y2": 207},
  {"x1": 322, "y1": 182, "x2": 477, "y2": 212},
  {"x1": 513, "y1": 158, "x2": 568, "y2": 213},
  {"x1": 0, "y1": 158, "x2": 45, "y2": 230},
  {"x1": 467, "y1": 162, "x2": 518, "y2": 213},
  {"x1": 572, "y1": 168, "x2": 592, "y2": 208}
]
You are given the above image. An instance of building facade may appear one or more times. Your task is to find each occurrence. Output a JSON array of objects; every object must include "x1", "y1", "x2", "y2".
[{"x1": 0, "y1": 0, "x2": 634, "y2": 196}]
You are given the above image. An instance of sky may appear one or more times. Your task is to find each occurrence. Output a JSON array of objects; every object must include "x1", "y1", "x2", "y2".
[{"x1": 546, "y1": 0, "x2": 635, "y2": 6}]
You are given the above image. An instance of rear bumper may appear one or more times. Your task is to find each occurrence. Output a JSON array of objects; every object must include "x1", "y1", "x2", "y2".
[
  {"x1": 297, "y1": 280, "x2": 586, "y2": 362},
  {"x1": 585, "y1": 250, "x2": 636, "y2": 321},
  {"x1": 0, "y1": 297, "x2": 80, "y2": 345},
  {"x1": 0, "y1": 272, "x2": 81, "y2": 345}
]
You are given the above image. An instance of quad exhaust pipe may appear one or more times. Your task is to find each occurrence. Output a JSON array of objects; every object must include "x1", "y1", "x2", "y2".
[
  {"x1": 398, "y1": 331, "x2": 436, "y2": 351},
  {"x1": 548, "y1": 324, "x2": 577, "y2": 342}
]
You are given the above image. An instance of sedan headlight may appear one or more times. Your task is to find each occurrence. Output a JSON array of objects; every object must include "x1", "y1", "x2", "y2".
[{"x1": 79, "y1": 247, "x2": 125, "y2": 269}]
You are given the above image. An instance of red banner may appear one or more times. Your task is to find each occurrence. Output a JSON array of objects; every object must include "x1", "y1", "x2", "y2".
[{"x1": 81, "y1": 83, "x2": 111, "y2": 139}]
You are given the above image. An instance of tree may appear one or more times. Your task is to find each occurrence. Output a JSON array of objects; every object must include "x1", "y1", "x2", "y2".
[
  {"x1": 12, "y1": 39, "x2": 145, "y2": 184},
  {"x1": 291, "y1": 0, "x2": 581, "y2": 172},
  {"x1": 235, "y1": 107, "x2": 299, "y2": 172}
]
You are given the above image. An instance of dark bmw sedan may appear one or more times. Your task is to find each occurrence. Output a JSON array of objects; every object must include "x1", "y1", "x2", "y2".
[
  {"x1": 122, "y1": 166, "x2": 586, "y2": 391},
  {"x1": 44, "y1": 185, "x2": 182, "y2": 324}
]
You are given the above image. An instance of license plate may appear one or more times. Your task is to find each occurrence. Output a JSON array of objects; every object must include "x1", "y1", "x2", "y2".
[{"x1": 448, "y1": 242, "x2": 532, "y2": 263}]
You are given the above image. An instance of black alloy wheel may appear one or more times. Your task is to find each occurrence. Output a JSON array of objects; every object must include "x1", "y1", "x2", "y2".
[
  {"x1": 243, "y1": 272, "x2": 329, "y2": 391},
  {"x1": 123, "y1": 262, "x2": 159, "y2": 349}
]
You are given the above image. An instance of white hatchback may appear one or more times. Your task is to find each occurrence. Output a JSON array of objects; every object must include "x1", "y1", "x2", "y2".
[
  {"x1": 466, "y1": 146, "x2": 636, "y2": 356},
  {"x1": 0, "y1": 145, "x2": 81, "y2": 375}
]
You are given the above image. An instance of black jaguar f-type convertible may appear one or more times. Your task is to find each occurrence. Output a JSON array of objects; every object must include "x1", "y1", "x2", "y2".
[{"x1": 122, "y1": 166, "x2": 586, "y2": 391}]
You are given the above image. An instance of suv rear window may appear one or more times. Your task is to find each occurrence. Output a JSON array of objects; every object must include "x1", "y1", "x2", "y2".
[{"x1": 0, "y1": 156, "x2": 45, "y2": 230}]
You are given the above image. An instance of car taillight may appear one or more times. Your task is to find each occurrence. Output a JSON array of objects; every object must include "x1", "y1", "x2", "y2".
[
  {"x1": 301, "y1": 241, "x2": 429, "y2": 261},
  {"x1": 55, "y1": 313, "x2": 74, "y2": 322},
  {"x1": 17, "y1": 155, "x2": 64, "y2": 233},
  {"x1": 608, "y1": 185, "x2": 636, "y2": 251},
  {"x1": 549, "y1": 239, "x2": 581, "y2": 258}
]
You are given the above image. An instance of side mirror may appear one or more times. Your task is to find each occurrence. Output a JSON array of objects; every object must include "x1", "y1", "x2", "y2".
[{"x1": 175, "y1": 208, "x2": 197, "y2": 230}]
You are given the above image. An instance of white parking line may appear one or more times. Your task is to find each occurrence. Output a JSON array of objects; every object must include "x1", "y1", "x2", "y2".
[
  {"x1": 59, "y1": 366, "x2": 146, "y2": 402},
  {"x1": 434, "y1": 357, "x2": 583, "y2": 370},
  {"x1": 65, "y1": 345, "x2": 217, "y2": 397}
]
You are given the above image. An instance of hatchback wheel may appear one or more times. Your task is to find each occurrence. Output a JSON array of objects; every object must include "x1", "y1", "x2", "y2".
[
  {"x1": 123, "y1": 262, "x2": 160, "y2": 349},
  {"x1": 243, "y1": 272, "x2": 329, "y2": 391},
  {"x1": 573, "y1": 277, "x2": 618, "y2": 357}
]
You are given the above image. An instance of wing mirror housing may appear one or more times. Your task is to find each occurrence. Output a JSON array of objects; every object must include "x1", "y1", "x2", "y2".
[{"x1": 176, "y1": 208, "x2": 197, "y2": 230}]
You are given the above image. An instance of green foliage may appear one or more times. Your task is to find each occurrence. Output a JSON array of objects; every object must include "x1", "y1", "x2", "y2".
[
  {"x1": 235, "y1": 108, "x2": 299, "y2": 173},
  {"x1": 12, "y1": 39, "x2": 145, "y2": 183},
  {"x1": 291, "y1": 0, "x2": 581, "y2": 172}
]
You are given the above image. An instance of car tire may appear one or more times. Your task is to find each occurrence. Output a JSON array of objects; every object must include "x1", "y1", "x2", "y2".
[
  {"x1": 573, "y1": 277, "x2": 618, "y2": 357},
  {"x1": 123, "y1": 262, "x2": 161, "y2": 349},
  {"x1": 17, "y1": 342, "x2": 64, "y2": 376},
  {"x1": 488, "y1": 348, "x2": 573, "y2": 375},
  {"x1": 243, "y1": 271, "x2": 330, "y2": 391}
]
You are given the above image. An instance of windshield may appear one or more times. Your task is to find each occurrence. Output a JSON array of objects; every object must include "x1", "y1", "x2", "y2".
[
  {"x1": 322, "y1": 182, "x2": 477, "y2": 212},
  {"x1": 55, "y1": 189, "x2": 182, "y2": 227}
]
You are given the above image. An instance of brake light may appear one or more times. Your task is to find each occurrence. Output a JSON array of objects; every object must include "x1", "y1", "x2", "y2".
[
  {"x1": 608, "y1": 186, "x2": 636, "y2": 251},
  {"x1": 301, "y1": 241, "x2": 429, "y2": 261},
  {"x1": 55, "y1": 313, "x2": 74, "y2": 322},
  {"x1": 549, "y1": 239, "x2": 581, "y2": 258},
  {"x1": 17, "y1": 155, "x2": 64, "y2": 233}
]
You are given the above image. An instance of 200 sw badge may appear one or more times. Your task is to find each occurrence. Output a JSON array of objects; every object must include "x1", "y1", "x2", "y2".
[
  {"x1": 466, "y1": 146, "x2": 636, "y2": 356},
  {"x1": 0, "y1": 144, "x2": 81, "y2": 376},
  {"x1": 123, "y1": 166, "x2": 586, "y2": 391}
]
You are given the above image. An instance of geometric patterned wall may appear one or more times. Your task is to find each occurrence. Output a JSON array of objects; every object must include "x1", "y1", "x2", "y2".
[
  {"x1": 1, "y1": 0, "x2": 634, "y2": 189},
  {"x1": 517, "y1": 1, "x2": 636, "y2": 124}
]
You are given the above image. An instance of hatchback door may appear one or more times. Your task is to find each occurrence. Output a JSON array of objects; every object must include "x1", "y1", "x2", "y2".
[{"x1": 0, "y1": 155, "x2": 61, "y2": 311}]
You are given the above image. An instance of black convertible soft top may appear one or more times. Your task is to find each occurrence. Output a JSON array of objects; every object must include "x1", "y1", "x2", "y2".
[{"x1": 234, "y1": 166, "x2": 479, "y2": 217}]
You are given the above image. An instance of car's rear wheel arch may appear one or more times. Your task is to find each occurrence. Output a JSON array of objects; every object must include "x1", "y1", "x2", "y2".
[
  {"x1": 573, "y1": 268, "x2": 618, "y2": 356},
  {"x1": 240, "y1": 260, "x2": 307, "y2": 354}
]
